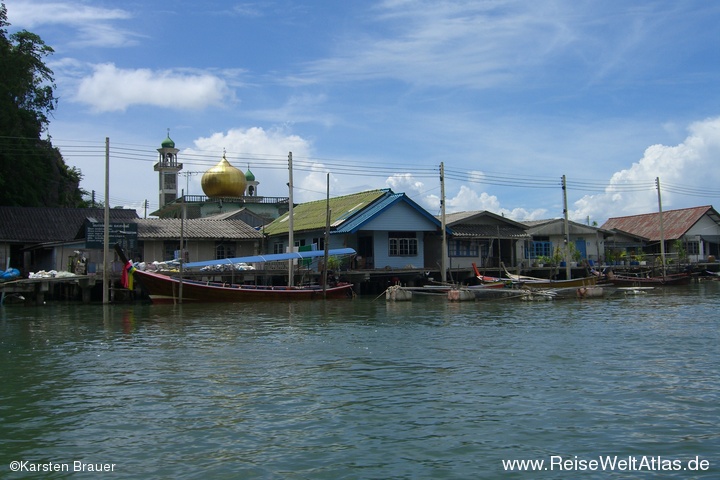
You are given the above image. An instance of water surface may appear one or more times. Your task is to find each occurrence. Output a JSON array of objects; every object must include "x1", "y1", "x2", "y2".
[{"x1": 1, "y1": 284, "x2": 718, "y2": 478}]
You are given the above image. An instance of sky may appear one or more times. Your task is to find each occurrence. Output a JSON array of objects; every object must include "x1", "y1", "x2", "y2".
[{"x1": 5, "y1": 0, "x2": 720, "y2": 224}]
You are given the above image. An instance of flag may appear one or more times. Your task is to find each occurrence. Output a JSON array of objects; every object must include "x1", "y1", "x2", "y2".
[{"x1": 121, "y1": 262, "x2": 136, "y2": 290}]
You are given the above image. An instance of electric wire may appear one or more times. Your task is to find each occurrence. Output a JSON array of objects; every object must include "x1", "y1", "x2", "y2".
[{"x1": 3, "y1": 136, "x2": 719, "y2": 203}]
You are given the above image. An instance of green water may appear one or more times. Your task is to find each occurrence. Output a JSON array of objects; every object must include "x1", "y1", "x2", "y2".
[{"x1": 1, "y1": 284, "x2": 718, "y2": 478}]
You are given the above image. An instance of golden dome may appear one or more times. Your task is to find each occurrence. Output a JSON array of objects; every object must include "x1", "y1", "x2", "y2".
[{"x1": 201, "y1": 154, "x2": 247, "y2": 197}]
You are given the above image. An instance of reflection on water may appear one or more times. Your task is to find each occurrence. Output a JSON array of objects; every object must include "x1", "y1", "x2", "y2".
[{"x1": 1, "y1": 283, "x2": 718, "y2": 478}]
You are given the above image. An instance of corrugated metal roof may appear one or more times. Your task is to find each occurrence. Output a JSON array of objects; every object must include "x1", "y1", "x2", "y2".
[
  {"x1": 450, "y1": 224, "x2": 530, "y2": 238},
  {"x1": 601, "y1": 206, "x2": 717, "y2": 241},
  {"x1": 134, "y1": 218, "x2": 262, "y2": 240},
  {"x1": 263, "y1": 189, "x2": 388, "y2": 235},
  {"x1": 0, "y1": 207, "x2": 139, "y2": 243}
]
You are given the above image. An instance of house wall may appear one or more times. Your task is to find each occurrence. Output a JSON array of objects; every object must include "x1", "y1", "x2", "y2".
[
  {"x1": 360, "y1": 202, "x2": 437, "y2": 269},
  {"x1": 518, "y1": 232, "x2": 604, "y2": 265},
  {"x1": 448, "y1": 239, "x2": 510, "y2": 270},
  {"x1": 685, "y1": 215, "x2": 720, "y2": 261},
  {"x1": 141, "y1": 240, "x2": 259, "y2": 264}
]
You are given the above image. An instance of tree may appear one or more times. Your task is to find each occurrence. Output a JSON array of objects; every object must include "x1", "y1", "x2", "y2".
[{"x1": 0, "y1": 3, "x2": 87, "y2": 207}]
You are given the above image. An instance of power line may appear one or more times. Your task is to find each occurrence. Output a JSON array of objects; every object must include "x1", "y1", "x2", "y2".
[{"x1": 7, "y1": 135, "x2": 720, "y2": 200}]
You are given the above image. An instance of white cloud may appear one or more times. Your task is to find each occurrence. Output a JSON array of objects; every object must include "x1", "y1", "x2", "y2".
[
  {"x1": 6, "y1": 2, "x2": 130, "y2": 26},
  {"x1": 385, "y1": 173, "x2": 425, "y2": 193},
  {"x1": 571, "y1": 116, "x2": 720, "y2": 223},
  {"x1": 6, "y1": 1, "x2": 137, "y2": 47},
  {"x1": 75, "y1": 64, "x2": 233, "y2": 112},
  {"x1": 182, "y1": 127, "x2": 325, "y2": 202},
  {"x1": 292, "y1": 1, "x2": 662, "y2": 89}
]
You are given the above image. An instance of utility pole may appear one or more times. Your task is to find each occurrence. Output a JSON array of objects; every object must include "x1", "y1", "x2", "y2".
[
  {"x1": 178, "y1": 190, "x2": 185, "y2": 303},
  {"x1": 103, "y1": 137, "x2": 110, "y2": 304},
  {"x1": 656, "y1": 177, "x2": 666, "y2": 278},
  {"x1": 440, "y1": 162, "x2": 447, "y2": 283},
  {"x1": 323, "y1": 173, "x2": 330, "y2": 297},
  {"x1": 287, "y1": 152, "x2": 294, "y2": 286},
  {"x1": 562, "y1": 175, "x2": 571, "y2": 280}
]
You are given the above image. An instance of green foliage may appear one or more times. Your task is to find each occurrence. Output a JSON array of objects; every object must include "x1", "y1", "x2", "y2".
[
  {"x1": 0, "y1": 3, "x2": 86, "y2": 207},
  {"x1": 673, "y1": 239, "x2": 687, "y2": 261}
]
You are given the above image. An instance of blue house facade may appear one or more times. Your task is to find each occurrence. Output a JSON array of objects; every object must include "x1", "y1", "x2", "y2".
[{"x1": 263, "y1": 189, "x2": 445, "y2": 270}]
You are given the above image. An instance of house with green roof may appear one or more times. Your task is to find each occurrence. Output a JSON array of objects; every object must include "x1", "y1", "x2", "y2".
[{"x1": 263, "y1": 189, "x2": 446, "y2": 270}]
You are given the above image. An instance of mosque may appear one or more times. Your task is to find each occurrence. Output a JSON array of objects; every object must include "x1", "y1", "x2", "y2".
[{"x1": 150, "y1": 133, "x2": 290, "y2": 226}]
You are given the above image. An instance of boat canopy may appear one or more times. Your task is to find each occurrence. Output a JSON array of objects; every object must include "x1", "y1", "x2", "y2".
[{"x1": 183, "y1": 248, "x2": 356, "y2": 269}]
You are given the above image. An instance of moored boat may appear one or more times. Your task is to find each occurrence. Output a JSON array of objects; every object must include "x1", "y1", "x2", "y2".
[
  {"x1": 503, "y1": 271, "x2": 598, "y2": 288},
  {"x1": 132, "y1": 269, "x2": 354, "y2": 303},
  {"x1": 606, "y1": 270, "x2": 692, "y2": 287},
  {"x1": 115, "y1": 244, "x2": 356, "y2": 303}
]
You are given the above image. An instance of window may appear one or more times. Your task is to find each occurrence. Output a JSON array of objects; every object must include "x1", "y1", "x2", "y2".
[
  {"x1": 388, "y1": 231, "x2": 417, "y2": 256},
  {"x1": 686, "y1": 241, "x2": 699, "y2": 255},
  {"x1": 273, "y1": 242, "x2": 285, "y2": 254},
  {"x1": 528, "y1": 240, "x2": 552, "y2": 259},
  {"x1": 215, "y1": 242, "x2": 236, "y2": 260},
  {"x1": 164, "y1": 173, "x2": 176, "y2": 189},
  {"x1": 163, "y1": 241, "x2": 178, "y2": 261},
  {"x1": 311, "y1": 237, "x2": 325, "y2": 251},
  {"x1": 448, "y1": 239, "x2": 479, "y2": 257}
]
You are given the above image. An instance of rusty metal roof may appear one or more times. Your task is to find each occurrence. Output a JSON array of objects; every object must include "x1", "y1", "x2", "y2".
[{"x1": 601, "y1": 205, "x2": 719, "y2": 241}]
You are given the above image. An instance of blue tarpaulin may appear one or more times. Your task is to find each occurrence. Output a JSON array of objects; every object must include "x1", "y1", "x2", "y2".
[{"x1": 183, "y1": 248, "x2": 356, "y2": 269}]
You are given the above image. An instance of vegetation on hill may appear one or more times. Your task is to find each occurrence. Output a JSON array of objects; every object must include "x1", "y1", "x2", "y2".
[{"x1": 0, "y1": 3, "x2": 87, "y2": 207}]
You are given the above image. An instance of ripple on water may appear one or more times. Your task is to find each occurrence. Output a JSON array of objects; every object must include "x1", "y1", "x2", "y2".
[{"x1": 1, "y1": 290, "x2": 718, "y2": 478}]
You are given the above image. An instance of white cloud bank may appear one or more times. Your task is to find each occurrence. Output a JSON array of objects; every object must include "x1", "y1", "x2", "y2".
[
  {"x1": 75, "y1": 64, "x2": 233, "y2": 112},
  {"x1": 182, "y1": 127, "x2": 335, "y2": 204},
  {"x1": 571, "y1": 116, "x2": 720, "y2": 223}
]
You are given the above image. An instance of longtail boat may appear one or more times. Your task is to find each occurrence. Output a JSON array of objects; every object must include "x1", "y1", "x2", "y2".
[
  {"x1": 606, "y1": 270, "x2": 692, "y2": 287},
  {"x1": 115, "y1": 245, "x2": 356, "y2": 303}
]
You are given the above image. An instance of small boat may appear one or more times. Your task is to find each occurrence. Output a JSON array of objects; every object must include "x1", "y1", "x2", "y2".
[
  {"x1": 115, "y1": 245, "x2": 356, "y2": 303},
  {"x1": 471, "y1": 262, "x2": 505, "y2": 284},
  {"x1": 501, "y1": 265, "x2": 598, "y2": 289},
  {"x1": 606, "y1": 270, "x2": 692, "y2": 287}
]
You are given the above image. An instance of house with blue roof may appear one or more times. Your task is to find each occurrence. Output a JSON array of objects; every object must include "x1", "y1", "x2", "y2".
[{"x1": 262, "y1": 189, "x2": 446, "y2": 270}]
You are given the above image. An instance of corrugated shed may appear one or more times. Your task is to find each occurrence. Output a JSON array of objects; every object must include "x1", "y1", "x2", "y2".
[
  {"x1": 601, "y1": 206, "x2": 717, "y2": 241},
  {"x1": 263, "y1": 189, "x2": 388, "y2": 235},
  {"x1": 0, "y1": 207, "x2": 138, "y2": 243},
  {"x1": 450, "y1": 224, "x2": 529, "y2": 238},
  {"x1": 444, "y1": 210, "x2": 529, "y2": 229},
  {"x1": 444, "y1": 210, "x2": 485, "y2": 224},
  {"x1": 134, "y1": 218, "x2": 262, "y2": 240}
]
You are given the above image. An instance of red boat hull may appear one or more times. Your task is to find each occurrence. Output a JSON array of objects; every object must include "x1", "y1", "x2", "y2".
[{"x1": 134, "y1": 269, "x2": 355, "y2": 303}]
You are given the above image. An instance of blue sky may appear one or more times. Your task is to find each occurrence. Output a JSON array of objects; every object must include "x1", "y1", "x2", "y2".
[{"x1": 5, "y1": 0, "x2": 720, "y2": 224}]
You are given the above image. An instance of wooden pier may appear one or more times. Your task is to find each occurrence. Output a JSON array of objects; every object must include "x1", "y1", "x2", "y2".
[{"x1": 1, "y1": 275, "x2": 104, "y2": 305}]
